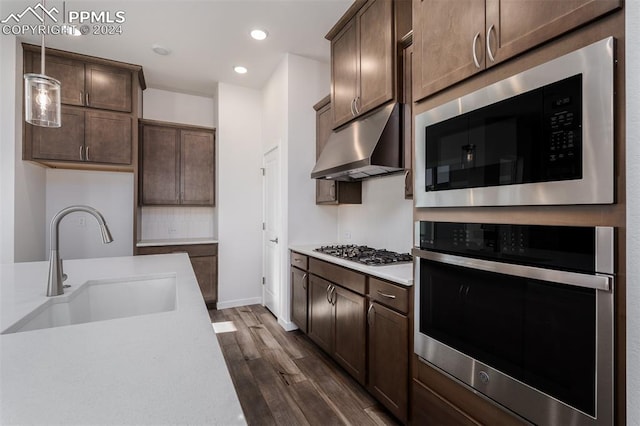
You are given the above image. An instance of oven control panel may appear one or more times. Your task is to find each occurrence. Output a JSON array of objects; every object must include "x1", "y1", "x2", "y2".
[{"x1": 419, "y1": 221, "x2": 595, "y2": 273}]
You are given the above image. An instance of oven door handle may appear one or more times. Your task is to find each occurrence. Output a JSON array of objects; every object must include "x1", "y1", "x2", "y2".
[{"x1": 412, "y1": 248, "x2": 611, "y2": 292}]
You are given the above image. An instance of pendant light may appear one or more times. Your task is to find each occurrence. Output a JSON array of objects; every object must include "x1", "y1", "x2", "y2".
[{"x1": 24, "y1": 0, "x2": 61, "y2": 127}]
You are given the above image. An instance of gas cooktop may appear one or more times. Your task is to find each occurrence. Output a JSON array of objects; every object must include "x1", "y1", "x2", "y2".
[{"x1": 314, "y1": 245, "x2": 413, "y2": 266}]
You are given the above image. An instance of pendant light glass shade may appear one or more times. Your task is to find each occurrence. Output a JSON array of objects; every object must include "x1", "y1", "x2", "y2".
[{"x1": 24, "y1": 73, "x2": 61, "y2": 127}]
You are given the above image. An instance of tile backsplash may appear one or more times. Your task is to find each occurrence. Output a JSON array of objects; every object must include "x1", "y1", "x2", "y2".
[{"x1": 140, "y1": 206, "x2": 216, "y2": 240}]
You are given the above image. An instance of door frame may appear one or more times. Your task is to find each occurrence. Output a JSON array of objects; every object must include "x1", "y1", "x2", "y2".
[{"x1": 262, "y1": 145, "x2": 280, "y2": 317}]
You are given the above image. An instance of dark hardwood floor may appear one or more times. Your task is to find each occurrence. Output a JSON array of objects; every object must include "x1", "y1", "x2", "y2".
[{"x1": 209, "y1": 304, "x2": 400, "y2": 426}]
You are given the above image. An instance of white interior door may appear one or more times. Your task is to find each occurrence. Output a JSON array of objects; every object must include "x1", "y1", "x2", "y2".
[{"x1": 263, "y1": 147, "x2": 280, "y2": 316}]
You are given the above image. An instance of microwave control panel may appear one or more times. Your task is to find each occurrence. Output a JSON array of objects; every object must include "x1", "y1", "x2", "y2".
[{"x1": 543, "y1": 74, "x2": 582, "y2": 180}]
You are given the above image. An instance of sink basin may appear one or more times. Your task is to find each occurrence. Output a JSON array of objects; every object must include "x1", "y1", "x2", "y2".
[{"x1": 2, "y1": 274, "x2": 177, "y2": 334}]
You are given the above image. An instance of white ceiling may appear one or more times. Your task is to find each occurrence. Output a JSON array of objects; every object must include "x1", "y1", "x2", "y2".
[{"x1": 2, "y1": 0, "x2": 352, "y2": 96}]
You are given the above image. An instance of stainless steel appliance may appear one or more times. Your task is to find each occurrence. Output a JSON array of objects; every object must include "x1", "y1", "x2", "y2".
[
  {"x1": 414, "y1": 37, "x2": 615, "y2": 207},
  {"x1": 314, "y1": 245, "x2": 412, "y2": 266},
  {"x1": 413, "y1": 221, "x2": 614, "y2": 425}
]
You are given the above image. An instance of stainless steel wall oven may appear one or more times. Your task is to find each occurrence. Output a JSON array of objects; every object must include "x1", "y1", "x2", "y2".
[
  {"x1": 414, "y1": 37, "x2": 615, "y2": 207},
  {"x1": 413, "y1": 221, "x2": 614, "y2": 425}
]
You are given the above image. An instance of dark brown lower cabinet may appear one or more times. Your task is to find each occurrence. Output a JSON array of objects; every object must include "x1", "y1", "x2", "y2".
[
  {"x1": 291, "y1": 267, "x2": 308, "y2": 333},
  {"x1": 368, "y1": 301, "x2": 408, "y2": 423},
  {"x1": 308, "y1": 274, "x2": 366, "y2": 385},
  {"x1": 412, "y1": 379, "x2": 480, "y2": 426},
  {"x1": 137, "y1": 243, "x2": 218, "y2": 309},
  {"x1": 308, "y1": 275, "x2": 334, "y2": 354}
]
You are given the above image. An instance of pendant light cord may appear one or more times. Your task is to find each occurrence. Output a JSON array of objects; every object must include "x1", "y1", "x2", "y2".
[{"x1": 41, "y1": 0, "x2": 46, "y2": 75}]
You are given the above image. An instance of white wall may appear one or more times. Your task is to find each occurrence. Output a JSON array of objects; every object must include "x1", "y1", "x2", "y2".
[
  {"x1": 45, "y1": 170, "x2": 133, "y2": 260},
  {"x1": 2, "y1": 37, "x2": 47, "y2": 263},
  {"x1": 143, "y1": 88, "x2": 216, "y2": 128},
  {"x1": 0, "y1": 35, "x2": 18, "y2": 264},
  {"x1": 141, "y1": 88, "x2": 217, "y2": 240},
  {"x1": 337, "y1": 174, "x2": 413, "y2": 253},
  {"x1": 217, "y1": 82, "x2": 263, "y2": 308},
  {"x1": 261, "y1": 54, "x2": 337, "y2": 328},
  {"x1": 627, "y1": 2, "x2": 640, "y2": 423}
]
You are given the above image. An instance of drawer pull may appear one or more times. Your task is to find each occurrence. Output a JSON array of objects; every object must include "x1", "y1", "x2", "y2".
[
  {"x1": 294, "y1": 258, "x2": 302, "y2": 262},
  {"x1": 376, "y1": 290, "x2": 396, "y2": 299}
]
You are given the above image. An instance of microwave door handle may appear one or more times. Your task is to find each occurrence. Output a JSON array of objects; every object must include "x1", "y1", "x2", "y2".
[{"x1": 412, "y1": 248, "x2": 611, "y2": 292}]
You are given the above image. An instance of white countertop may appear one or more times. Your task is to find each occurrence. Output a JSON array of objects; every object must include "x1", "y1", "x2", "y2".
[
  {"x1": 0, "y1": 254, "x2": 245, "y2": 425},
  {"x1": 289, "y1": 245, "x2": 413, "y2": 286},
  {"x1": 137, "y1": 237, "x2": 218, "y2": 247}
]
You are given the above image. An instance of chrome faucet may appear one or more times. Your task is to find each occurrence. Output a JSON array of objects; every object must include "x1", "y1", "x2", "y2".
[{"x1": 47, "y1": 205, "x2": 114, "y2": 296}]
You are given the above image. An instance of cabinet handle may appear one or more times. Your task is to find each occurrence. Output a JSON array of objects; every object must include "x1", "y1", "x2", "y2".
[
  {"x1": 79, "y1": 146, "x2": 84, "y2": 161},
  {"x1": 85, "y1": 92, "x2": 90, "y2": 106},
  {"x1": 367, "y1": 303, "x2": 375, "y2": 325},
  {"x1": 350, "y1": 98, "x2": 356, "y2": 116},
  {"x1": 486, "y1": 24, "x2": 496, "y2": 63},
  {"x1": 354, "y1": 97, "x2": 360, "y2": 115},
  {"x1": 85, "y1": 146, "x2": 90, "y2": 161},
  {"x1": 330, "y1": 285, "x2": 336, "y2": 305},
  {"x1": 302, "y1": 273, "x2": 308, "y2": 290},
  {"x1": 376, "y1": 290, "x2": 397, "y2": 299},
  {"x1": 326, "y1": 284, "x2": 332, "y2": 303},
  {"x1": 472, "y1": 32, "x2": 481, "y2": 69}
]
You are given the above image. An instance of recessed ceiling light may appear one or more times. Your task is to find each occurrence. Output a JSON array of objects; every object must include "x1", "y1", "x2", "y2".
[
  {"x1": 234, "y1": 66, "x2": 248, "y2": 74},
  {"x1": 151, "y1": 44, "x2": 171, "y2": 56},
  {"x1": 250, "y1": 29, "x2": 268, "y2": 41}
]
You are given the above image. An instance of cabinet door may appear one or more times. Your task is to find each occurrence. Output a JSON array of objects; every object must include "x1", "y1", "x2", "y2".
[
  {"x1": 191, "y1": 255, "x2": 217, "y2": 307},
  {"x1": 29, "y1": 106, "x2": 84, "y2": 161},
  {"x1": 333, "y1": 285, "x2": 366, "y2": 384},
  {"x1": 141, "y1": 124, "x2": 180, "y2": 205},
  {"x1": 413, "y1": 0, "x2": 485, "y2": 101},
  {"x1": 291, "y1": 267, "x2": 309, "y2": 333},
  {"x1": 368, "y1": 302, "x2": 409, "y2": 423},
  {"x1": 308, "y1": 275, "x2": 333, "y2": 353},
  {"x1": 357, "y1": 0, "x2": 394, "y2": 115},
  {"x1": 316, "y1": 101, "x2": 338, "y2": 204},
  {"x1": 485, "y1": 0, "x2": 621, "y2": 66},
  {"x1": 412, "y1": 379, "x2": 481, "y2": 426},
  {"x1": 85, "y1": 110, "x2": 132, "y2": 164},
  {"x1": 180, "y1": 130, "x2": 215, "y2": 205},
  {"x1": 331, "y1": 18, "x2": 359, "y2": 128},
  {"x1": 85, "y1": 63, "x2": 132, "y2": 112},
  {"x1": 27, "y1": 52, "x2": 85, "y2": 106}
]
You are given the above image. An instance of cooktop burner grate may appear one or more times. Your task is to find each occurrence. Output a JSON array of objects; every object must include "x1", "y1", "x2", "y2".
[{"x1": 314, "y1": 245, "x2": 412, "y2": 266}]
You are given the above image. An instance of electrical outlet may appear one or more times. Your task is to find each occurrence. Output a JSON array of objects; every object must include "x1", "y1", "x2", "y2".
[
  {"x1": 78, "y1": 217, "x2": 86, "y2": 228},
  {"x1": 344, "y1": 231, "x2": 351, "y2": 241},
  {"x1": 168, "y1": 225, "x2": 177, "y2": 234}
]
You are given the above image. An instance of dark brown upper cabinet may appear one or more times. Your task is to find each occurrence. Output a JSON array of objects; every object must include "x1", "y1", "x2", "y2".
[
  {"x1": 22, "y1": 44, "x2": 144, "y2": 171},
  {"x1": 413, "y1": 0, "x2": 621, "y2": 102},
  {"x1": 25, "y1": 50, "x2": 132, "y2": 112},
  {"x1": 140, "y1": 120, "x2": 215, "y2": 206},
  {"x1": 313, "y1": 95, "x2": 362, "y2": 205},
  {"x1": 327, "y1": 0, "x2": 410, "y2": 129}
]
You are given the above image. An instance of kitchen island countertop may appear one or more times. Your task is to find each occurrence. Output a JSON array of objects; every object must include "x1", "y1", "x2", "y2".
[
  {"x1": 0, "y1": 254, "x2": 244, "y2": 425},
  {"x1": 289, "y1": 244, "x2": 413, "y2": 286}
]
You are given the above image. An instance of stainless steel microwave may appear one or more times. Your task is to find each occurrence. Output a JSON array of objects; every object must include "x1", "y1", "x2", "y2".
[{"x1": 414, "y1": 37, "x2": 615, "y2": 208}]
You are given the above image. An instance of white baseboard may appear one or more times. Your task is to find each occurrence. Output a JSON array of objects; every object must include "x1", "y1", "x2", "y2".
[
  {"x1": 278, "y1": 318, "x2": 298, "y2": 332},
  {"x1": 216, "y1": 297, "x2": 263, "y2": 310}
]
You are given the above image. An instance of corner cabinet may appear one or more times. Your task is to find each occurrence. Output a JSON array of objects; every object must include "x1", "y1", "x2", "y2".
[
  {"x1": 313, "y1": 95, "x2": 361, "y2": 205},
  {"x1": 412, "y1": 0, "x2": 622, "y2": 101},
  {"x1": 137, "y1": 243, "x2": 218, "y2": 309},
  {"x1": 22, "y1": 44, "x2": 144, "y2": 170},
  {"x1": 139, "y1": 120, "x2": 215, "y2": 206},
  {"x1": 328, "y1": 0, "x2": 400, "y2": 129}
]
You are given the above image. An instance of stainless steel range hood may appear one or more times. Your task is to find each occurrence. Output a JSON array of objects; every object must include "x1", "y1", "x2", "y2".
[{"x1": 311, "y1": 102, "x2": 403, "y2": 181}]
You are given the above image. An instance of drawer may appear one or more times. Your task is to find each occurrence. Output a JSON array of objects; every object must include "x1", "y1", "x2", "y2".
[
  {"x1": 309, "y1": 258, "x2": 366, "y2": 295},
  {"x1": 137, "y1": 243, "x2": 217, "y2": 257},
  {"x1": 290, "y1": 251, "x2": 308, "y2": 270},
  {"x1": 369, "y1": 277, "x2": 409, "y2": 314}
]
